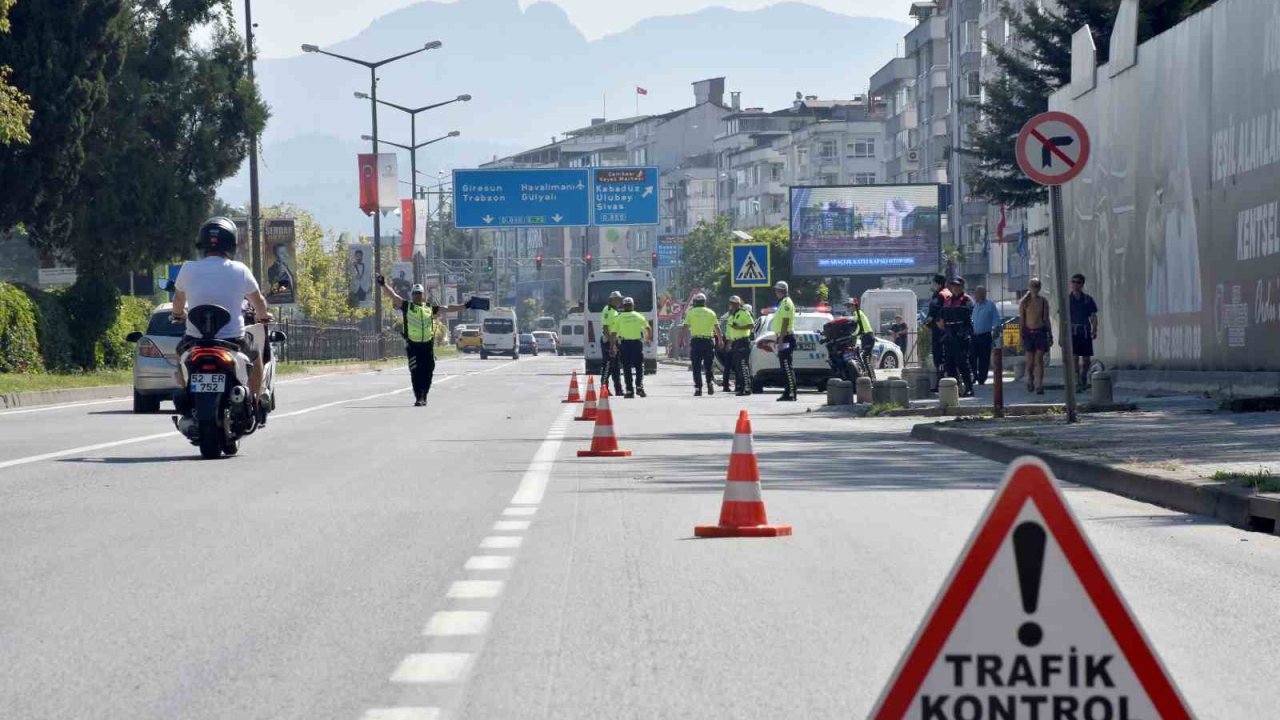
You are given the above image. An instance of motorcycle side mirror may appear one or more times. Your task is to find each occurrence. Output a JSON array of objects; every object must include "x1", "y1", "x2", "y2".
[
  {"x1": 163, "y1": 280, "x2": 177, "y2": 293},
  {"x1": 125, "y1": 331, "x2": 143, "y2": 343},
  {"x1": 269, "y1": 330, "x2": 288, "y2": 344}
]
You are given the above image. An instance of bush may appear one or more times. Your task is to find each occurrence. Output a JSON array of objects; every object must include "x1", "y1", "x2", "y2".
[
  {"x1": 100, "y1": 295, "x2": 152, "y2": 370},
  {"x1": 0, "y1": 282, "x2": 42, "y2": 373},
  {"x1": 22, "y1": 286, "x2": 75, "y2": 372}
]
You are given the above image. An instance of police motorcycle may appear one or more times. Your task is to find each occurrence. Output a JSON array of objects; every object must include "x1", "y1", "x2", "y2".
[
  {"x1": 820, "y1": 316, "x2": 876, "y2": 384},
  {"x1": 173, "y1": 301, "x2": 285, "y2": 459}
]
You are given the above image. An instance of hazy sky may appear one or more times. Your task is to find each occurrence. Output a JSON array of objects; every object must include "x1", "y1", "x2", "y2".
[{"x1": 236, "y1": 0, "x2": 918, "y2": 58}]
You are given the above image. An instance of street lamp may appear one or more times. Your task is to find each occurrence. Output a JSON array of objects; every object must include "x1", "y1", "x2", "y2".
[{"x1": 301, "y1": 40, "x2": 443, "y2": 355}]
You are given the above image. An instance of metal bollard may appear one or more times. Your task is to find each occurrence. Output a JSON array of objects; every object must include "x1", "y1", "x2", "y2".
[
  {"x1": 826, "y1": 378, "x2": 854, "y2": 406},
  {"x1": 856, "y1": 376, "x2": 873, "y2": 404},
  {"x1": 1090, "y1": 370, "x2": 1113, "y2": 405},
  {"x1": 872, "y1": 379, "x2": 892, "y2": 405},
  {"x1": 889, "y1": 378, "x2": 910, "y2": 407},
  {"x1": 939, "y1": 377, "x2": 960, "y2": 409}
]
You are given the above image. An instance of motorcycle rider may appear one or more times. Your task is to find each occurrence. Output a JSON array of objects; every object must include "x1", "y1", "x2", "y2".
[
  {"x1": 842, "y1": 296, "x2": 876, "y2": 376},
  {"x1": 171, "y1": 217, "x2": 273, "y2": 421}
]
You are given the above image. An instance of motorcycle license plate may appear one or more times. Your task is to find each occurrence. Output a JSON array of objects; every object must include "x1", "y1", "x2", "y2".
[{"x1": 190, "y1": 373, "x2": 226, "y2": 393}]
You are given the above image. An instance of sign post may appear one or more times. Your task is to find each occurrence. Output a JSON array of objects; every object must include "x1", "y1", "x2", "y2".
[{"x1": 1015, "y1": 111, "x2": 1091, "y2": 424}]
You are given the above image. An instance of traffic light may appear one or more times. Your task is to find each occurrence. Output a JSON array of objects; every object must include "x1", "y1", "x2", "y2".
[
  {"x1": 651, "y1": 251, "x2": 659, "y2": 269},
  {"x1": 584, "y1": 252, "x2": 594, "y2": 268},
  {"x1": 485, "y1": 255, "x2": 494, "y2": 272},
  {"x1": 535, "y1": 254, "x2": 543, "y2": 271}
]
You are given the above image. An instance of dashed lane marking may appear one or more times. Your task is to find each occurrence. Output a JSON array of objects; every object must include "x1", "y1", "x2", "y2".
[
  {"x1": 445, "y1": 581, "x2": 504, "y2": 599},
  {"x1": 359, "y1": 708, "x2": 440, "y2": 720},
  {"x1": 478, "y1": 536, "x2": 523, "y2": 550},
  {"x1": 424, "y1": 611, "x2": 492, "y2": 637},
  {"x1": 502, "y1": 507, "x2": 537, "y2": 517},
  {"x1": 492, "y1": 520, "x2": 531, "y2": 532},
  {"x1": 390, "y1": 653, "x2": 473, "y2": 684},
  {"x1": 464, "y1": 556, "x2": 514, "y2": 571}
]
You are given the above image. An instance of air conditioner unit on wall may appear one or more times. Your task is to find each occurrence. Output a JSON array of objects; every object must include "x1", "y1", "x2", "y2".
[{"x1": 906, "y1": 149, "x2": 921, "y2": 163}]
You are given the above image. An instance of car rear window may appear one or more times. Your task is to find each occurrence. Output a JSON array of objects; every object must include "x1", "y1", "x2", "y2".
[
  {"x1": 146, "y1": 312, "x2": 186, "y2": 337},
  {"x1": 461, "y1": 330, "x2": 480, "y2": 338},
  {"x1": 484, "y1": 318, "x2": 514, "y2": 333}
]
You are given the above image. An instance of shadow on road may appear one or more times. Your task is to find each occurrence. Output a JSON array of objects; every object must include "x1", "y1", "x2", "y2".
[{"x1": 59, "y1": 455, "x2": 204, "y2": 465}]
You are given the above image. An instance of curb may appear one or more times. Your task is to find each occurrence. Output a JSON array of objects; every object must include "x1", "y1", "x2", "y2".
[{"x1": 909, "y1": 422, "x2": 1279, "y2": 535}]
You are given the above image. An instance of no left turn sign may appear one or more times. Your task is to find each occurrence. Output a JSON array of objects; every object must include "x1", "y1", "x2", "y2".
[{"x1": 1016, "y1": 111, "x2": 1091, "y2": 186}]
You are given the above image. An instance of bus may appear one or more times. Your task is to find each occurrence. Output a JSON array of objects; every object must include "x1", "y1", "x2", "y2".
[{"x1": 584, "y1": 269, "x2": 657, "y2": 375}]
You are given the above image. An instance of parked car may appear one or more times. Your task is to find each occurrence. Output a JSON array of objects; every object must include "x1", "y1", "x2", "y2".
[
  {"x1": 747, "y1": 311, "x2": 904, "y2": 393},
  {"x1": 125, "y1": 302, "x2": 186, "y2": 413},
  {"x1": 532, "y1": 330, "x2": 559, "y2": 355},
  {"x1": 457, "y1": 329, "x2": 482, "y2": 353},
  {"x1": 518, "y1": 333, "x2": 539, "y2": 356},
  {"x1": 559, "y1": 313, "x2": 585, "y2": 355}
]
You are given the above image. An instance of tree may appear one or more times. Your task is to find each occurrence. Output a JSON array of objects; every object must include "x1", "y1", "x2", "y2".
[
  {"x1": 673, "y1": 216, "x2": 732, "y2": 304},
  {"x1": 517, "y1": 297, "x2": 541, "y2": 332},
  {"x1": 962, "y1": 0, "x2": 1220, "y2": 208},
  {"x1": 0, "y1": 0, "x2": 32, "y2": 145},
  {"x1": 0, "y1": 0, "x2": 127, "y2": 238}
]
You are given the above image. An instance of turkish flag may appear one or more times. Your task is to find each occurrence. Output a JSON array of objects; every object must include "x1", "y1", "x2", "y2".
[
  {"x1": 401, "y1": 199, "x2": 414, "y2": 260},
  {"x1": 358, "y1": 153, "x2": 378, "y2": 216},
  {"x1": 996, "y1": 203, "x2": 1007, "y2": 243},
  {"x1": 636, "y1": 86, "x2": 648, "y2": 95}
]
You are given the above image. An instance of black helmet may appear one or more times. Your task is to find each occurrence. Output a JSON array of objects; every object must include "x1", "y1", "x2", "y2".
[{"x1": 196, "y1": 216, "x2": 238, "y2": 257}]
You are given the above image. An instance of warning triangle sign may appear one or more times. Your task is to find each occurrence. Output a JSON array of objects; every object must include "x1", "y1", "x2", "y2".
[
  {"x1": 736, "y1": 250, "x2": 766, "y2": 282},
  {"x1": 871, "y1": 457, "x2": 1193, "y2": 720}
]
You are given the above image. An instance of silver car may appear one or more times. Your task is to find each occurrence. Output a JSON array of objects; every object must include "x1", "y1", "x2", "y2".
[{"x1": 125, "y1": 302, "x2": 185, "y2": 413}]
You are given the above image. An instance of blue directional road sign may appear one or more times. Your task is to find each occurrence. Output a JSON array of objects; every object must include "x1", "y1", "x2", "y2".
[
  {"x1": 453, "y1": 169, "x2": 591, "y2": 229},
  {"x1": 731, "y1": 243, "x2": 771, "y2": 288},
  {"x1": 591, "y1": 167, "x2": 659, "y2": 226}
]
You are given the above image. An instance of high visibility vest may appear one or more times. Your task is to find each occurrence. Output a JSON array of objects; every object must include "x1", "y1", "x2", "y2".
[
  {"x1": 614, "y1": 311, "x2": 649, "y2": 340},
  {"x1": 726, "y1": 309, "x2": 754, "y2": 340},
  {"x1": 404, "y1": 303, "x2": 434, "y2": 343},
  {"x1": 601, "y1": 305, "x2": 619, "y2": 337}
]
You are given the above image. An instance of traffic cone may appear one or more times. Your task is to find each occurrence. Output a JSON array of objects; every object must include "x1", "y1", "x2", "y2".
[
  {"x1": 562, "y1": 370, "x2": 583, "y2": 403},
  {"x1": 576, "y1": 376, "x2": 598, "y2": 422},
  {"x1": 577, "y1": 385, "x2": 631, "y2": 457},
  {"x1": 695, "y1": 411, "x2": 792, "y2": 538}
]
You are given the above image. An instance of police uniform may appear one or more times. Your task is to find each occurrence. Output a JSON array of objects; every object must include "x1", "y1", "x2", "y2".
[
  {"x1": 726, "y1": 303, "x2": 754, "y2": 395},
  {"x1": 773, "y1": 293, "x2": 798, "y2": 400},
  {"x1": 941, "y1": 289, "x2": 976, "y2": 395},
  {"x1": 850, "y1": 307, "x2": 876, "y2": 376},
  {"x1": 613, "y1": 308, "x2": 650, "y2": 397},
  {"x1": 683, "y1": 304, "x2": 719, "y2": 393},
  {"x1": 403, "y1": 301, "x2": 439, "y2": 403},
  {"x1": 927, "y1": 285, "x2": 951, "y2": 390},
  {"x1": 600, "y1": 302, "x2": 623, "y2": 395}
]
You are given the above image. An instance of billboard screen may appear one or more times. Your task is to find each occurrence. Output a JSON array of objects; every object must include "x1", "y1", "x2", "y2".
[{"x1": 788, "y1": 184, "x2": 942, "y2": 277}]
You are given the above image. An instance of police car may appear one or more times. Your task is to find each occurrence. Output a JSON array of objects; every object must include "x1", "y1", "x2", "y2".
[{"x1": 748, "y1": 310, "x2": 905, "y2": 393}]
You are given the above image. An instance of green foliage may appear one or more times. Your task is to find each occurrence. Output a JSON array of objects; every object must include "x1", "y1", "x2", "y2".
[
  {"x1": 61, "y1": 275, "x2": 121, "y2": 369},
  {"x1": 99, "y1": 294, "x2": 150, "y2": 370},
  {"x1": 21, "y1": 285, "x2": 73, "y2": 371},
  {"x1": 0, "y1": 281, "x2": 40, "y2": 372},
  {"x1": 272, "y1": 205, "x2": 364, "y2": 324},
  {"x1": 517, "y1": 297, "x2": 541, "y2": 332},
  {"x1": 0, "y1": 0, "x2": 32, "y2": 145},
  {"x1": 673, "y1": 216, "x2": 732, "y2": 305}
]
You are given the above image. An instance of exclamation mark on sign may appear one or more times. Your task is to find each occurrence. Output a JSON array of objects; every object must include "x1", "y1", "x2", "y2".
[{"x1": 1013, "y1": 521, "x2": 1047, "y2": 648}]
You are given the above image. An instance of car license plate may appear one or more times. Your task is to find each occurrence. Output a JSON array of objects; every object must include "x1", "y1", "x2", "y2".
[
  {"x1": 798, "y1": 340, "x2": 816, "y2": 351},
  {"x1": 190, "y1": 373, "x2": 226, "y2": 393}
]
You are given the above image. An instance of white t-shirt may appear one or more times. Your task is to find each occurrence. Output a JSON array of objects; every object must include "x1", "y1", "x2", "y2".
[{"x1": 175, "y1": 257, "x2": 261, "y2": 339}]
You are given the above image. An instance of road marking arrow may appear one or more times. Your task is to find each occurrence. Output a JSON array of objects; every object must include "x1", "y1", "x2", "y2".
[{"x1": 482, "y1": 215, "x2": 494, "y2": 224}]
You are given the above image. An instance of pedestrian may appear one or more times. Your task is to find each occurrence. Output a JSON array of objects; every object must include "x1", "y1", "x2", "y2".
[
  {"x1": 682, "y1": 293, "x2": 721, "y2": 396},
  {"x1": 599, "y1": 291, "x2": 624, "y2": 396},
  {"x1": 772, "y1": 281, "x2": 798, "y2": 401},
  {"x1": 889, "y1": 314, "x2": 909, "y2": 354},
  {"x1": 942, "y1": 277, "x2": 976, "y2": 397},
  {"x1": 926, "y1": 274, "x2": 951, "y2": 391},
  {"x1": 1068, "y1": 273, "x2": 1099, "y2": 388},
  {"x1": 378, "y1": 277, "x2": 465, "y2": 406},
  {"x1": 726, "y1": 296, "x2": 755, "y2": 396},
  {"x1": 1019, "y1": 277, "x2": 1052, "y2": 395},
  {"x1": 613, "y1": 296, "x2": 651, "y2": 398},
  {"x1": 969, "y1": 285, "x2": 999, "y2": 385}
]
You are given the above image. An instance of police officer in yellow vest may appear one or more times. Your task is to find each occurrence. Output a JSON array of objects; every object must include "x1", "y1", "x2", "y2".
[
  {"x1": 613, "y1": 296, "x2": 652, "y2": 398},
  {"x1": 600, "y1": 291, "x2": 624, "y2": 397},
  {"x1": 773, "y1": 280, "x2": 798, "y2": 401},
  {"x1": 379, "y1": 277, "x2": 465, "y2": 406},
  {"x1": 725, "y1": 295, "x2": 755, "y2": 396},
  {"x1": 682, "y1": 293, "x2": 722, "y2": 396}
]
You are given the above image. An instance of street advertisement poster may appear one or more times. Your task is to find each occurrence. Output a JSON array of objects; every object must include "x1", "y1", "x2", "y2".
[
  {"x1": 444, "y1": 284, "x2": 459, "y2": 306},
  {"x1": 788, "y1": 184, "x2": 942, "y2": 277},
  {"x1": 377, "y1": 153, "x2": 399, "y2": 214},
  {"x1": 348, "y1": 244, "x2": 373, "y2": 308},
  {"x1": 263, "y1": 218, "x2": 296, "y2": 305},
  {"x1": 389, "y1": 261, "x2": 414, "y2": 299}
]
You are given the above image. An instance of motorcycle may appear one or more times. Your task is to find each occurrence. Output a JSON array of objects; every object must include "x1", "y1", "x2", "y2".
[
  {"x1": 820, "y1": 317, "x2": 876, "y2": 384},
  {"x1": 173, "y1": 304, "x2": 285, "y2": 459}
]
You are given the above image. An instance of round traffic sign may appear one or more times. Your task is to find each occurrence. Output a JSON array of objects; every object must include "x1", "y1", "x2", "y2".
[{"x1": 1015, "y1": 111, "x2": 1091, "y2": 186}]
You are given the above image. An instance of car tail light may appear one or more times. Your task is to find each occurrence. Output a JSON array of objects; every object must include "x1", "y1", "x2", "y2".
[
  {"x1": 756, "y1": 339, "x2": 775, "y2": 353},
  {"x1": 138, "y1": 337, "x2": 165, "y2": 359}
]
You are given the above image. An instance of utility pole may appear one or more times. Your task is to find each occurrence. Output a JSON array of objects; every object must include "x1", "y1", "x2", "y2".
[
  {"x1": 948, "y1": 0, "x2": 964, "y2": 272},
  {"x1": 244, "y1": 0, "x2": 262, "y2": 281}
]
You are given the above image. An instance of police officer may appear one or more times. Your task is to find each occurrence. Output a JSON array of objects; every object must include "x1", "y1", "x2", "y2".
[
  {"x1": 599, "y1": 291, "x2": 624, "y2": 396},
  {"x1": 682, "y1": 293, "x2": 721, "y2": 396},
  {"x1": 843, "y1": 296, "x2": 877, "y2": 380},
  {"x1": 941, "y1": 276, "x2": 976, "y2": 397},
  {"x1": 612, "y1": 296, "x2": 651, "y2": 398},
  {"x1": 773, "y1": 281, "x2": 798, "y2": 401},
  {"x1": 725, "y1": 296, "x2": 755, "y2": 396},
  {"x1": 926, "y1": 273, "x2": 951, "y2": 392},
  {"x1": 379, "y1": 277, "x2": 465, "y2": 406}
]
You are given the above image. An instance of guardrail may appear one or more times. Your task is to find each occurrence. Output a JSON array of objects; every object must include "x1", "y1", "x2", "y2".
[{"x1": 277, "y1": 321, "x2": 401, "y2": 363}]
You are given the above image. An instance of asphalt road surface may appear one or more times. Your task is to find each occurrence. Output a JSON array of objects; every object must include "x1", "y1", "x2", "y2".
[{"x1": 2, "y1": 354, "x2": 1278, "y2": 719}]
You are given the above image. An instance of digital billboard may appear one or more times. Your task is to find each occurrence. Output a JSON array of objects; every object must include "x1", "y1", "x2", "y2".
[{"x1": 788, "y1": 184, "x2": 942, "y2": 277}]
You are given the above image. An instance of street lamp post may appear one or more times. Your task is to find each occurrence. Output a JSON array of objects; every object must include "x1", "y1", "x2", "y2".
[
  {"x1": 355, "y1": 94, "x2": 470, "y2": 204},
  {"x1": 301, "y1": 40, "x2": 442, "y2": 356},
  {"x1": 364, "y1": 131, "x2": 461, "y2": 279}
]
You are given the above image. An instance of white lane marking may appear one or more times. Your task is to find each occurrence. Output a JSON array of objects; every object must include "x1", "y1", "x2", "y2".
[
  {"x1": 360, "y1": 708, "x2": 441, "y2": 720},
  {"x1": 424, "y1": 611, "x2": 491, "y2": 637},
  {"x1": 446, "y1": 581, "x2": 504, "y2": 599},
  {"x1": 492, "y1": 520, "x2": 530, "y2": 532},
  {"x1": 479, "y1": 536, "x2": 523, "y2": 550},
  {"x1": 502, "y1": 507, "x2": 537, "y2": 517},
  {"x1": 464, "y1": 556, "x2": 514, "y2": 571},
  {"x1": 273, "y1": 388, "x2": 410, "y2": 418},
  {"x1": 390, "y1": 653, "x2": 472, "y2": 684},
  {"x1": 509, "y1": 405, "x2": 575, "y2": 505}
]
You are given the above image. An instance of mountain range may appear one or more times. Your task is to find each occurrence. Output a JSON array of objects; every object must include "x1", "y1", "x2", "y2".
[{"x1": 219, "y1": 0, "x2": 909, "y2": 235}]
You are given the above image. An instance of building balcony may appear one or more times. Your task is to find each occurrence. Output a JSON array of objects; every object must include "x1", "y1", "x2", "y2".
[
  {"x1": 906, "y1": 15, "x2": 946, "y2": 50},
  {"x1": 932, "y1": 117, "x2": 950, "y2": 138},
  {"x1": 884, "y1": 108, "x2": 918, "y2": 137},
  {"x1": 870, "y1": 57, "x2": 915, "y2": 95}
]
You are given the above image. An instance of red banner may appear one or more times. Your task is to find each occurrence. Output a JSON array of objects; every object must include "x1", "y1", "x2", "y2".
[
  {"x1": 358, "y1": 154, "x2": 378, "y2": 216},
  {"x1": 401, "y1": 199, "x2": 415, "y2": 260}
]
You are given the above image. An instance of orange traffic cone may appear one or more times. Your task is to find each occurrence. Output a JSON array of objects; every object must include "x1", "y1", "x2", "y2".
[
  {"x1": 695, "y1": 411, "x2": 791, "y2": 538},
  {"x1": 562, "y1": 370, "x2": 583, "y2": 403},
  {"x1": 577, "y1": 385, "x2": 631, "y2": 457},
  {"x1": 576, "y1": 376, "x2": 598, "y2": 422}
]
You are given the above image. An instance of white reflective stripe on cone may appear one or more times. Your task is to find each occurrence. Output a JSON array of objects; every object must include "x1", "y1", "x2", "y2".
[
  {"x1": 722, "y1": 480, "x2": 763, "y2": 503},
  {"x1": 730, "y1": 433, "x2": 753, "y2": 455},
  {"x1": 593, "y1": 425, "x2": 616, "y2": 438}
]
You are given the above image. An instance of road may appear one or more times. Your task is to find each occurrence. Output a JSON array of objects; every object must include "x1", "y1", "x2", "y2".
[{"x1": 1, "y1": 354, "x2": 1278, "y2": 719}]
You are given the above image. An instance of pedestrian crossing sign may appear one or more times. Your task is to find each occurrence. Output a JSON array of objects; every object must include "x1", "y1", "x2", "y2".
[{"x1": 731, "y1": 243, "x2": 771, "y2": 288}]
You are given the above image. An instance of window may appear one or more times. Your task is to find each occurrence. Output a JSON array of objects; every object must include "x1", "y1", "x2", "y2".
[
  {"x1": 853, "y1": 173, "x2": 877, "y2": 185},
  {"x1": 819, "y1": 140, "x2": 838, "y2": 159},
  {"x1": 770, "y1": 164, "x2": 784, "y2": 181},
  {"x1": 967, "y1": 71, "x2": 982, "y2": 98},
  {"x1": 769, "y1": 196, "x2": 784, "y2": 214},
  {"x1": 981, "y1": 28, "x2": 989, "y2": 56},
  {"x1": 820, "y1": 173, "x2": 839, "y2": 186},
  {"x1": 851, "y1": 138, "x2": 876, "y2": 158}
]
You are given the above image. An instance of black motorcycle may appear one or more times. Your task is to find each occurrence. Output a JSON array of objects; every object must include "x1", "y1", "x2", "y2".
[
  {"x1": 175, "y1": 305, "x2": 285, "y2": 459},
  {"x1": 820, "y1": 317, "x2": 876, "y2": 384}
]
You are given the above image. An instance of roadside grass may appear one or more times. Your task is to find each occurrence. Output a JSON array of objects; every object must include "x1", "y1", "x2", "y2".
[
  {"x1": 1210, "y1": 468, "x2": 1280, "y2": 493},
  {"x1": 870, "y1": 402, "x2": 904, "y2": 416},
  {"x1": 995, "y1": 428, "x2": 1037, "y2": 438},
  {"x1": 0, "y1": 369, "x2": 134, "y2": 394}
]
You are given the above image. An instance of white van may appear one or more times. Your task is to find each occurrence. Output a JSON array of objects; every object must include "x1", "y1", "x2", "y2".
[
  {"x1": 584, "y1": 269, "x2": 657, "y2": 375},
  {"x1": 559, "y1": 312, "x2": 586, "y2": 355},
  {"x1": 860, "y1": 288, "x2": 919, "y2": 364},
  {"x1": 480, "y1": 307, "x2": 518, "y2": 360}
]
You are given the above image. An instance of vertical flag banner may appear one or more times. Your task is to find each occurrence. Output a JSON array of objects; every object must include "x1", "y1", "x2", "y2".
[
  {"x1": 401, "y1": 199, "x2": 415, "y2": 261},
  {"x1": 377, "y1": 153, "x2": 399, "y2": 214},
  {"x1": 348, "y1": 244, "x2": 373, "y2": 308},
  {"x1": 358, "y1": 153, "x2": 378, "y2": 215},
  {"x1": 415, "y1": 198, "x2": 429, "y2": 256},
  {"x1": 263, "y1": 218, "x2": 297, "y2": 305}
]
